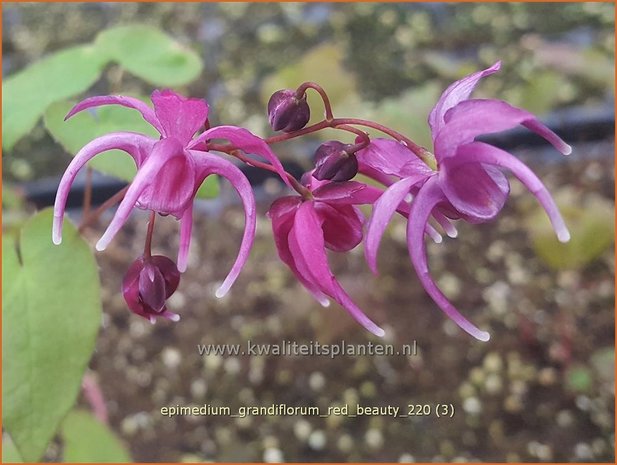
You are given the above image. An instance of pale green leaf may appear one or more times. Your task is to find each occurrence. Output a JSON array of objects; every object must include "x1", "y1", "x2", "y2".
[
  {"x1": 61, "y1": 410, "x2": 131, "y2": 463},
  {"x1": 2, "y1": 435, "x2": 23, "y2": 463},
  {"x1": 2, "y1": 45, "x2": 108, "y2": 150},
  {"x1": 96, "y1": 25, "x2": 203, "y2": 87},
  {"x1": 2, "y1": 209, "x2": 101, "y2": 461},
  {"x1": 527, "y1": 191, "x2": 615, "y2": 270}
]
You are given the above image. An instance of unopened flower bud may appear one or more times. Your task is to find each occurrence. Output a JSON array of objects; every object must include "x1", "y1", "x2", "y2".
[
  {"x1": 312, "y1": 141, "x2": 359, "y2": 182},
  {"x1": 267, "y1": 89, "x2": 310, "y2": 132},
  {"x1": 122, "y1": 255, "x2": 181, "y2": 323}
]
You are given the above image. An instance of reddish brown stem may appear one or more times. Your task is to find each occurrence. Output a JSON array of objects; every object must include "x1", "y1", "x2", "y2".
[
  {"x1": 78, "y1": 185, "x2": 129, "y2": 233},
  {"x1": 144, "y1": 210, "x2": 156, "y2": 257},
  {"x1": 265, "y1": 119, "x2": 331, "y2": 144},
  {"x1": 295, "y1": 81, "x2": 334, "y2": 121},
  {"x1": 266, "y1": 117, "x2": 435, "y2": 168}
]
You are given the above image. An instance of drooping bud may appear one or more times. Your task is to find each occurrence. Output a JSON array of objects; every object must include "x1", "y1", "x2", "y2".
[
  {"x1": 122, "y1": 255, "x2": 181, "y2": 323},
  {"x1": 312, "y1": 141, "x2": 359, "y2": 182},
  {"x1": 267, "y1": 89, "x2": 310, "y2": 132}
]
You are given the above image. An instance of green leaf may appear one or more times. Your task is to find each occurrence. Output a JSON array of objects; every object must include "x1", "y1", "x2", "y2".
[
  {"x1": 61, "y1": 410, "x2": 131, "y2": 462},
  {"x1": 195, "y1": 175, "x2": 220, "y2": 199},
  {"x1": 2, "y1": 45, "x2": 108, "y2": 151},
  {"x1": 2, "y1": 435, "x2": 23, "y2": 463},
  {"x1": 2, "y1": 209, "x2": 101, "y2": 462},
  {"x1": 44, "y1": 99, "x2": 219, "y2": 198},
  {"x1": 527, "y1": 191, "x2": 615, "y2": 270},
  {"x1": 96, "y1": 25, "x2": 203, "y2": 87},
  {"x1": 44, "y1": 99, "x2": 157, "y2": 182}
]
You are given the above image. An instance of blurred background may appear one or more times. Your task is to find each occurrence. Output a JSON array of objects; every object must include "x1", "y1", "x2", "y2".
[{"x1": 2, "y1": 2, "x2": 615, "y2": 462}]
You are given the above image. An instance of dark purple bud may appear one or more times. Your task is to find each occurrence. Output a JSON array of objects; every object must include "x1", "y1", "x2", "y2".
[
  {"x1": 122, "y1": 255, "x2": 181, "y2": 323},
  {"x1": 267, "y1": 89, "x2": 310, "y2": 132},
  {"x1": 312, "y1": 141, "x2": 359, "y2": 182}
]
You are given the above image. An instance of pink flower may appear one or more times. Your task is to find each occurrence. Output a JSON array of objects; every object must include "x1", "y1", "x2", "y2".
[
  {"x1": 363, "y1": 62, "x2": 572, "y2": 341},
  {"x1": 268, "y1": 179, "x2": 387, "y2": 337},
  {"x1": 53, "y1": 89, "x2": 290, "y2": 296}
]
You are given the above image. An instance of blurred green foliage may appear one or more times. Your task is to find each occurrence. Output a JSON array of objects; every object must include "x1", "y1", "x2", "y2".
[
  {"x1": 2, "y1": 435, "x2": 23, "y2": 463},
  {"x1": 95, "y1": 25, "x2": 202, "y2": 87},
  {"x1": 3, "y1": 24, "x2": 202, "y2": 151},
  {"x1": 61, "y1": 410, "x2": 132, "y2": 462},
  {"x1": 2, "y1": 210, "x2": 101, "y2": 461},
  {"x1": 2, "y1": 45, "x2": 107, "y2": 150},
  {"x1": 526, "y1": 190, "x2": 615, "y2": 270}
]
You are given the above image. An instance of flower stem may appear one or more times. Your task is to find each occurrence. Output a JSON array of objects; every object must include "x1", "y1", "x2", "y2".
[
  {"x1": 295, "y1": 81, "x2": 334, "y2": 121},
  {"x1": 144, "y1": 210, "x2": 156, "y2": 258},
  {"x1": 330, "y1": 118, "x2": 436, "y2": 168},
  {"x1": 78, "y1": 185, "x2": 130, "y2": 233},
  {"x1": 265, "y1": 117, "x2": 435, "y2": 169}
]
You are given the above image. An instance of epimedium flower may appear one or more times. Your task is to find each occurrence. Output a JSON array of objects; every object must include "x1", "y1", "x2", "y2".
[
  {"x1": 122, "y1": 254, "x2": 181, "y2": 323},
  {"x1": 363, "y1": 61, "x2": 572, "y2": 341},
  {"x1": 53, "y1": 89, "x2": 292, "y2": 298},
  {"x1": 268, "y1": 177, "x2": 391, "y2": 337}
]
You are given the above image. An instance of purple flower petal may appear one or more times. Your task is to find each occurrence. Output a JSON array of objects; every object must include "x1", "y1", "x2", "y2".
[
  {"x1": 365, "y1": 175, "x2": 428, "y2": 274},
  {"x1": 191, "y1": 151, "x2": 257, "y2": 297},
  {"x1": 356, "y1": 138, "x2": 433, "y2": 178},
  {"x1": 268, "y1": 197, "x2": 330, "y2": 307},
  {"x1": 288, "y1": 202, "x2": 384, "y2": 336},
  {"x1": 137, "y1": 151, "x2": 196, "y2": 218},
  {"x1": 435, "y1": 99, "x2": 572, "y2": 160},
  {"x1": 406, "y1": 177, "x2": 491, "y2": 341},
  {"x1": 358, "y1": 164, "x2": 397, "y2": 187},
  {"x1": 314, "y1": 202, "x2": 364, "y2": 252},
  {"x1": 188, "y1": 126, "x2": 293, "y2": 189},
  {"x1": 151, "y1": 89, "x2": 209, "y2": 145},
  {"x1": 428, "y1": 61, "x2": 501, "y2": 137},
  {"x1": 150, "y1": 255, "x2": 181, "y2": 298},
  {"x1": 312, "y1": 181, "x2": 382, "y2": 205},
  {"x1": 432, "y1": 210, "x2": 458, "y2": 238},
  {"x1": 96, "y1": 138, "x2": 183, "y2": 251},
  {"x1": 439, "y1": 160, "x2": 510, "y2": 222},
  {"x1": 65, "y1": 95, "x2": 164, "y2": 134},
  {"x1": 139, "y1": 262, "x2": 167, "y2": 312},
  {"x1": 177, "y1": 205, "x2": 193, "y2": 273},
  {"x1": 454, "y1": 142, "x2": 570, "y2": 242},
  {"x1": 53, "y1": 132, "x2": 155, "y2": 245}
]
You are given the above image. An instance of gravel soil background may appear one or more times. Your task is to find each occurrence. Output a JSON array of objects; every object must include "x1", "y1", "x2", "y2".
[{"x1": 80, "y1": 153, "x2": 614, "y2": 462}]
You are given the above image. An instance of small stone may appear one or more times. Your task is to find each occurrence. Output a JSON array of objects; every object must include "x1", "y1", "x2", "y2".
[
  {"x1": 161, "y1": 347, "x2": 182, "y2": 369},
  {"x1": 308, "y1": 430, "x2": 327, "y2": 450},
  {"x1": 263, "y1": 447, "x2": 284, "y2": 463},
  {"x1": 309, "y1": 372, "x2": 326, "y2": 391},
  {"x1": 365, "y1": 428, "x2": 384, "y2": 449},
  {"x1": 293, "y1": 420, "x2": 312, "y2": 441},
  {"x1": 337, "y1": 434, "x2": 354, "y2": 453},
  {"x1": 463, "y1": 397, "x2": 482, "y2": 415}
]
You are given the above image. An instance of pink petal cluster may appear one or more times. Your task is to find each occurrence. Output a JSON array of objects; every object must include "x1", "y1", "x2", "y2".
[
  {"x1": 361, "y1": 62, "x2": 571, "y2": 341},
  {"x1": 268, "y1": 178, "x2": 387, "y2": 337},
  {"x1": 53, "y1": 62, "x2": 571, "y2": 339},
  {"x1": 52, "y1": 90, "x2": 291, "y2": 299}
]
